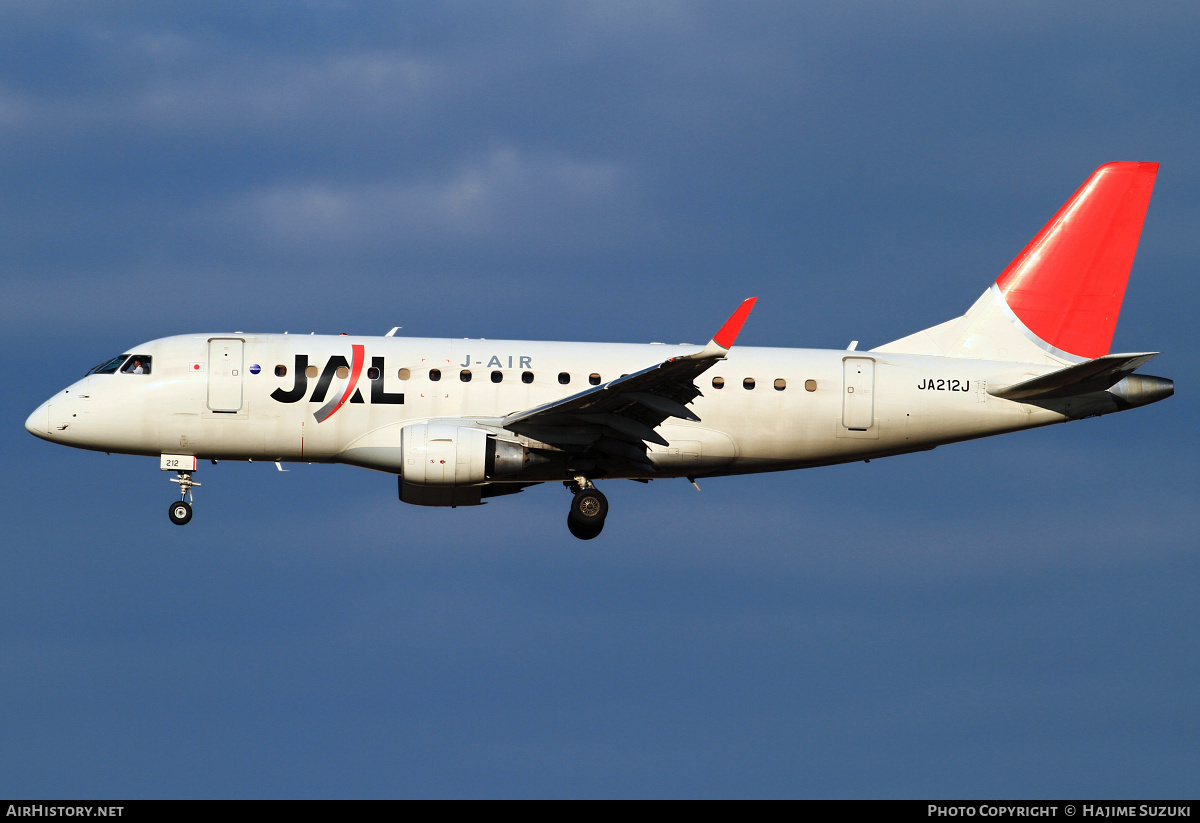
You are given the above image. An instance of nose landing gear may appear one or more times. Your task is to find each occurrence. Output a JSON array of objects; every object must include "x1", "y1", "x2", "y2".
[
  {"x1": 168, "y1": 471, "x2": 200, "y2": 526},
  {"x1": 566, "y1": 476, "x2": 608, "y2": 540}
]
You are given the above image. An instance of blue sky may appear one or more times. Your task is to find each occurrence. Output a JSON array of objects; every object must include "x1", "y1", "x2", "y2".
[{"x1": 2, "y1": 2, "x2": 1197, "y2": 798}]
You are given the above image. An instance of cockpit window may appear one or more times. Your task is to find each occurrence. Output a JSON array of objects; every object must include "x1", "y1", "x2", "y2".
[
  {"x1": 87, "y1": 354, "x2": 130, "y2": 376},
  {"x1": 121, "y1": 356, "x2": 152, "y2": 375}
]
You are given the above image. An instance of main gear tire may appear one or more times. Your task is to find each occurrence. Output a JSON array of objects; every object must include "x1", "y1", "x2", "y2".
[
  {"x1": 567, "y1": 515, "x2": 604, "y2": 540},
  {"x1": 568, "y1": 487, "x2": 608, "y2": 526}
]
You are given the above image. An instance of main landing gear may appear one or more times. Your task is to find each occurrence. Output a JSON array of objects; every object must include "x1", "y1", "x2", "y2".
[
  {"x1": 566, "y1": 476, "x2": 608, "y2": 540},
  {"x1": 168, "y1": 471, "x2": 201, "y2": 526}
]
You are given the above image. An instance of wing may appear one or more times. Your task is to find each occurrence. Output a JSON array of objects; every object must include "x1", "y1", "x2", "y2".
[{"x1": 501, "y1": 298, "x2": 756, "y2": 471}]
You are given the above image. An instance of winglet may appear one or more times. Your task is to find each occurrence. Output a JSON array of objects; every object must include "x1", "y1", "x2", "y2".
[
  {"x1": 711, "y1": 297, "x2": 757, "y2": 350},
  {"x1": 681, "y1": 297, "x2": 758, "y2": 361}
]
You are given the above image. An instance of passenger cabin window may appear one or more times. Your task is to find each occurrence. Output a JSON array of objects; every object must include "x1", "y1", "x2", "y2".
[
  {"x1": 397, "y1": 368, "x2": 411, "y2": 380},
  {"x1": 335, "y1": 365, "x2": 349, "y2": 379},
  {"x1": 121, "y1": 356, "x2": 152, "y2": 375},
  {"x1": 774, "y1": 378, "x2": 786, "y2": 391},
  {"x1": 805, "y1": 379, "x2": 817, "y2": 392},
  {"x1": 429, "y1": 369, "x2": 442, "y2": 381},
  {"x1": 87, "y1": 354, "x2": 130, "y2": 376},
  {"x1": 460, "y1": 369, "x2": 472, "y2": 382},
  {"x1": 275, "y1": 365, "x2": 287, "y2": 377},
  {"x1": 521, "y1": 371, "x2": 534, "y2": 384},
  {"x1": 558, "y1": 372, "x2": 570, "y2": 385},
  {"x1": 491, "y1": 371, "x2": 503, "y2": 383},
  {"x1": 743, "y1": 377, "x2": 755, "y2": 390},
  {"x1": 367, "y1": 367, "x2": 380, "y2": 380},
  {"x1": 712, "y1": 377, "x2": 725, "y2": 389},
  {"x1": 589, "y1": 373, "x2": 601, "y2": 386},
  {"x1": 306, "y1": 365, "x2": 319, "y2": 379}
]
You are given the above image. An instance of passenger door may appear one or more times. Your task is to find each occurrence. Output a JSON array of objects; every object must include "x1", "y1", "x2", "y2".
[
  {"x1": 842, "y1": 357, "x2": 875, "y2": 430},
  {"x1": 207, "y1": 338, "x2": 244, "y2": 412}
]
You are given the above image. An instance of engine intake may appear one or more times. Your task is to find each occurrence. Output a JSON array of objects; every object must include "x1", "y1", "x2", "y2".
[{"x1": 402, "y1": 422, "x2": 489, "y2": 486}]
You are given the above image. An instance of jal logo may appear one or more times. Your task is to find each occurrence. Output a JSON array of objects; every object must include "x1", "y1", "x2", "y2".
[{"x1": 271, "y1": 346, "x2": 404, "y2": 422}]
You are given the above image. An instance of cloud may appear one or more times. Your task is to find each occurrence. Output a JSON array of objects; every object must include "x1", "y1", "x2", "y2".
[
  {"x1": 125, "y1": 50, "x2": 440, "y2": 135},
  {"x1": 228, "y1": 147, "x2": 638, "y2": 252}
]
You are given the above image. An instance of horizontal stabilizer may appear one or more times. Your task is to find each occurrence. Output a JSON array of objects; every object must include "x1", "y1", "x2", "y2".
[{"x1": 988, "y1": 352, "x2": 1158, "y2": 401}]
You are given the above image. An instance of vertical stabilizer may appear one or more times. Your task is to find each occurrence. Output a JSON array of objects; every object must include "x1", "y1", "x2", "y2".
[{"x1": 874, "y1": 162, "x2": 1158, "y2": 364}]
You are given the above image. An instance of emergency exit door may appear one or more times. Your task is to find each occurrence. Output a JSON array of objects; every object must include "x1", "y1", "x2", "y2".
[
  {"x1": 842, "y1": 357, "x2": 875, "y2": 430},
  {"x1": 207, "y1": 338, "x2": 244, "y2": 412}
]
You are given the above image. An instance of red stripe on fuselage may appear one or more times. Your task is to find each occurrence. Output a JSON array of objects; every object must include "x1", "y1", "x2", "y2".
[{"x1": 316, "y1": 344, "x2": 365, "y2": 423}]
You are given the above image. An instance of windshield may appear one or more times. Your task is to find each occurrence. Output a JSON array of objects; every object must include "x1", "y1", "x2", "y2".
[
  {"x1": 121, "y1": 356, "x2": 151, "y2": 375},
  {"x1": 86, "y1": 354, "x2": 129, "y2": 376}
]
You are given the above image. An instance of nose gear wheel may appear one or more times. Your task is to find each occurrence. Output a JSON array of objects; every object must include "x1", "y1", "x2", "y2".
[
  {"x1": 169, "y1": 500, "x2": 193, "y2": 525},
  {"x1": 167, "y1": 470, "x2": 201, "y2": 525}
]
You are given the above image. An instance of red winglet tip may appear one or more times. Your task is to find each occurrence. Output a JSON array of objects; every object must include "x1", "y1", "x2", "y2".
[{"x1": 712, "y1": 297, "x2": 757, "y2": 349}]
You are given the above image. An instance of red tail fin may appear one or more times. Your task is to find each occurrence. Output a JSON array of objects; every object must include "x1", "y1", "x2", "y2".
[{"x1": 996, "y1": 162, "x2": 1158, "y2": 359}]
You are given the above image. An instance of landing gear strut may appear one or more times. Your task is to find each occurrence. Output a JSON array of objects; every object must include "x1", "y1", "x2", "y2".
[
  {"x1": 565, "y1": 476, "x2": 607, "y2": 540},
  {"x1": 168, "y1": 471, "x2": 200, "y2": 526}
]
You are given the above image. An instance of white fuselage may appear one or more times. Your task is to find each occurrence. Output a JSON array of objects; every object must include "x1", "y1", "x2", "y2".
[
  {"x1": 26, "y1": 164, "x2": 1171, "y2": 533},
  {"x1": 28, "y1": 332, "x2": 1107, "y2": 480}
]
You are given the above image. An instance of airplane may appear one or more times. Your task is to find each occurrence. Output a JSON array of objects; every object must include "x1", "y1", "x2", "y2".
[{"x1": 25, "y1": 162, "x2": 1174, "y2": 539}]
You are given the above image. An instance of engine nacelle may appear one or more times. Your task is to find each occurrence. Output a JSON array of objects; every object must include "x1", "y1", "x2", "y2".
[
  {"x1": 396, "y1": 422, "x2": 541, "y2": 507},
  {"x1": 338, "y1": 421, "x2": 543, "y2": 506},
  {"x1": 402, "y1": 422, "x2": 489, "y2": 486}
]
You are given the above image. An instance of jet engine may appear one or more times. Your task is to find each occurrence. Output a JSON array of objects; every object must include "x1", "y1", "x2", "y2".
[{"x1": 397, "y1": 422, "x2": 539, "y2": 507}]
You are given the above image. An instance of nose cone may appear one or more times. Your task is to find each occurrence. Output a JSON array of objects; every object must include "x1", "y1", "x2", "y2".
[{"x1": 25, "y1": 402, "x2": 50, "y2": 440}]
